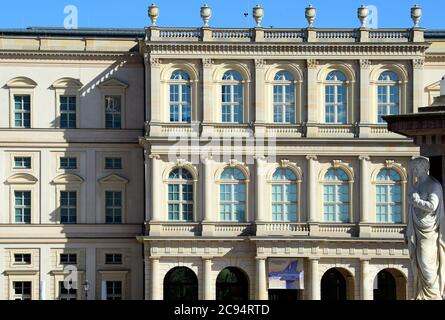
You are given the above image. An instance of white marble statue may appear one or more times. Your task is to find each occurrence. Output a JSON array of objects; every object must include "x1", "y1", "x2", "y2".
[{"x1": 406, "y1": 156, "x2": 445, "y2": 300}]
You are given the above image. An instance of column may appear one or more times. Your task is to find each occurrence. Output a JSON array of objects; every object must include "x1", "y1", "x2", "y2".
[
  {"x1": 85, "y1": 247, "x2": 96, "y2": 300},
  {"x1": 412, "y1": 58, "x2": 424, "y2": 113},
  {"x1": 359, "y1": 59, "x2": 372, "y2": 138},
  {"x1": 202, "y1": 257, "x2": 213, "y2": 300},
  {"x1": 144, "y1": 151, "x2": 150, "y2": 222},
  {"x1": 149, "y1": 57, "x2": 162, "y2": 123},
  {"x1": 306, "y1": 155, "x2": 318, "y2": 223},
  {"x1": 359, "y1": 155, "x2": 372, "y2": 237},
  {"x1": 359, "y1": 155, "x2": 371, "y2": 223},
  {"x1": 309, "y1": 258, "x2": 320, "y2": 300},
  {"x1": 150, "y1": 154, "x2": 161, "y2": 222},
  {"x1": 254, "y1": 59, "x2": 267, "y2": 136},
  {"x1": 361, "y1": 259, "x2": 372, "y2": 300},
  {"x1": 203, "y1": 157, "x2": 213, "y2": 221},
  {"x1": 306, "y1": 59, "x2": 318, "y2": 137},
  {"x1": 256, "y1": 257, "x2": 268, "y2": 300},
  {"x1": 255, "y1": 156, "x2": 267, "y2": 222},
  {"x1": 150, "y1": 257, "x2": 161, "y2": 300},
  {"x1": 101, "y1": 281, "x2": 107, "y2": 300},
  {"x1": 202, "y1": 58, "x2": 214, "y2": 136},
  {"x1": 202, "y1": 157, "x2": 215, "y2": 236}
]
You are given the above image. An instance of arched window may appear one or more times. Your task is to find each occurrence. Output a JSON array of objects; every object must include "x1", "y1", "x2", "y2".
[
  {"x1": 323, "y1": 168, "x2": 350, "y2": 223},
  {"x1": 325, "y1": 71, "x2": 347, "y2": 124},
  {"x1": 377, "y1": 71, "x2": 399, "y2": 123},
  {"x1": 271, "y1": 168, "x2": 297, "y2": 222},
  {"x1": 169, "y1": 70, "x2": 191, "y2": 123},
  {"x1": 221, "y1": 70, "x2": 243, "y2": 123},
  {"x1": 220, "y1": 168, "x2": 246, "y2": 222},
  {"x1": 273, "y1": 71, "x2": 295, "y2": 124},
  {"x1": 168, "y1": 168, "x2": 193, "y2": 221},
  {"x1": 376, "y1": 169, "x2": 402, "y2": 223}
]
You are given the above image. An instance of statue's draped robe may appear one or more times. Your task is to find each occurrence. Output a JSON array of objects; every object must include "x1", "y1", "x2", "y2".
[{"x1": 407, "y1": 177, "x2": 445, "y2": 300}]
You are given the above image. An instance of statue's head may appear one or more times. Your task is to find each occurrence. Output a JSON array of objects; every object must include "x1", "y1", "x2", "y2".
[{"x1": 410, "y1": 156, "x2": 430, "y2": 179}]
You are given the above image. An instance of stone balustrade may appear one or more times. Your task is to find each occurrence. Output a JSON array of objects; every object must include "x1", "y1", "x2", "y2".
[
  {"x1": 147, "y1": 27, "x2": 422, "y2": 43},
  {"x1": 145, "y1": 221, "x2": 406, "y2": 239}
]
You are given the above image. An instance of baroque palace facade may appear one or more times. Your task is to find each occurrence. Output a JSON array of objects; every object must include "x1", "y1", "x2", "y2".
[{"x1": 1, "y1": 7, "x2": 445, "y2": 300}]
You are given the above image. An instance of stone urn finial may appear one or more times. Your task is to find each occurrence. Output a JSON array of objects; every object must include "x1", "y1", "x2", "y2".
[
  {"x1": 411, "y1": 4, "x2": 422, "y2": 28},
  {"x1": 148, "y1": 3, "x2": 159, "y2": 27},
  {"x1": 253, "y1": 5, "x2": 264, "y2": 27},
  {"x1": 357, "y1": 5, "x2": 369, "y2": 28},
  {"x1": 305, "y1": 4, "x2": 316, "y2": 28},
  {"x1": 200, "y1": 4, "x2": 212, "y2": 27}
]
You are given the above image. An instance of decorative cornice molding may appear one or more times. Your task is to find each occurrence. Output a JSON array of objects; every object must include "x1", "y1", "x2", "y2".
[
  {"x1": 0, "y1": 50, "x2": 136, "y2": 60},
  {"x1": 147, "y1": 43, "x2": 431, "y2": 57}
]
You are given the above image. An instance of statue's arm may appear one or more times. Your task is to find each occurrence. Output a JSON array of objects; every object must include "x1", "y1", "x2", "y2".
[{"x1": 412, "y1": 193, "x2": 440, "y2": 212}]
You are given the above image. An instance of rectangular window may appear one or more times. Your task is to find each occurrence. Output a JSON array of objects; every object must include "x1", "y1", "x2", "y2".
[
  {"x1": 60, "y1": 157, "x2": 77, "y2": 170},
  {"x1": 105, "y1": 253, "x2": 122, "y2": 265},
  {"x1": 14, "y1": 157, "x2": 31, "y2": 169},
  {"x1": 13, "y1": 281, "x2": 32, "y2": 300},
  {"x1": 14, "y1": 95, "x2": 31, "y2": 128},
  {"x1": 59, "y1": 281, "x2": 77, "y2": 300},
  {"x1": 105, "y1": 191, "x2": 122, "y2": 224},
  {"x1": 60, "y1": 191, "x2": 77, "y2": 224},
  {"x1": 15, "y1": 191, "x2": 31, "y2": 224},
  {"x1": 106, "y1": 281, "x2": 122, "y2": 300},
  {"x1": 60, "y1": 253, "x2": 77, "y2": 265},
  {"x1": 105, "y1": 96, "x2": 122, "y2": 129},
  {"x1": 60, "y1": 96, "x2": 77, "y2": 129},
  {"x1": 105, "y1": 157, "x2": 122, "y2": 170},
  {"x1": 14, "y1": 253, "x2": 31, "y2": 264}
]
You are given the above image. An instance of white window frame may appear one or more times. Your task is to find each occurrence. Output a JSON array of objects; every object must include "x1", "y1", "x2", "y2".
[
  {"x1": 99, "y1": 79, "x2": 128, "y2": 129},
  {"x1": 272, "y1": 72, "x2": 297, "y2": 124},
  {"x1": 99, "y1": 174, "x2": 128, "y2": 224},
  {"x1": 376, "y1": 72, "x2": 401, "y2": 123},
  {"x1": 167, "y1": 168, "x2": 194, "y2": 222},
  {"x1": 169, "y1": 70, "x2": 192, "y2": 123}
]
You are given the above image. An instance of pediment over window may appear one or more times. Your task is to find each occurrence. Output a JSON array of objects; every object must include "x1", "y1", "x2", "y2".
[
  {"x1": 98, "y1": 174, "x2": 129, "y2": 184},
  {"x1": 98, "y1": 78, "x2": 128, "y2": 89},
  {"x1": 426, "y1": 80, "x2": 441, "y2": 105},
  {"x1": 6, "y1": 76, "x2": 37, "y2": 88},
  {"x1": 6, "y1": 173, "x2": 38, "y2": 184},
  {"x1": 425, "y1": 80, "x2": 440, "y2": 92},
  {"x1": 51, "y1": 77, "x2": 83, "y2": 89},
  {"x1": 52, "y1": 173, "x2": 84, "y2": 185}
]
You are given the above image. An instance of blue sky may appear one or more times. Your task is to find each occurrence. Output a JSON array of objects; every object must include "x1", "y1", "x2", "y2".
[{"x1": 0, "y1": 0, "x2": 443, "y2": 29}]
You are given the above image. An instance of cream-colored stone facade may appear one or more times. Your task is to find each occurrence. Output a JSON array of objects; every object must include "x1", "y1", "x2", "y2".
[
  {"x1": 1, "y1": 23, "x2": 445, "y2": 300},
  {"x1": 0, "y1": 33, "x2": 144, "y2": 300}
]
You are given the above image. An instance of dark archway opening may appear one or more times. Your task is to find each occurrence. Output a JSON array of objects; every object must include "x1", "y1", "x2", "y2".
[
  {"x1": 374, "y1": 269, "x2": 396, "y2": 300},
  {"x1": 321, "y1": 268, "x2": 347, "y2": 300},
  {"x1": 216, "y1": 267, "x2": 249, "y2": 301},
  {"x1": 163, "y1": 267, "x2": 198, "y2": 301}
]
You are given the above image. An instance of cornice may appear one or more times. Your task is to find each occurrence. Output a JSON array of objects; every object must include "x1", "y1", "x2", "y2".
[
  {"x1": 146, "y1": 42, "x2": 431, "y2": 57},
  {"x1": 0, "y1": 50, "x2": 138, "y2": 61}
]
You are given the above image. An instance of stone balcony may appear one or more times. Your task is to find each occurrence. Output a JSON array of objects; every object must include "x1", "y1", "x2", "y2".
[{"x1": 146, "y1": 221, "x2": 406, "y2": 240}]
